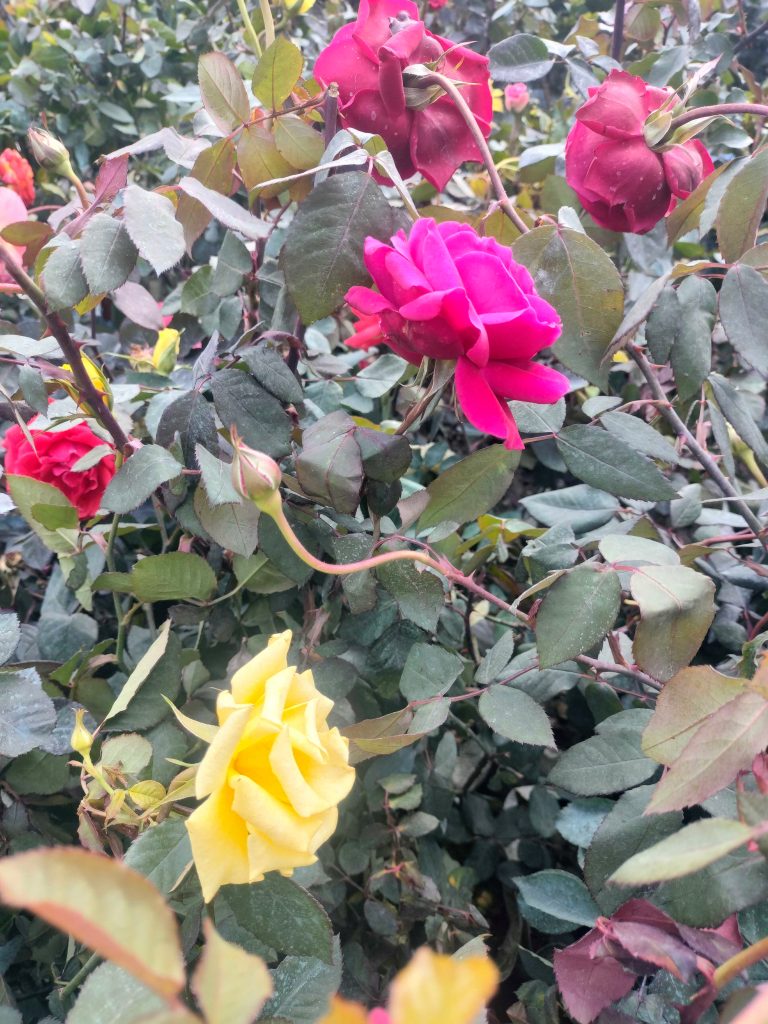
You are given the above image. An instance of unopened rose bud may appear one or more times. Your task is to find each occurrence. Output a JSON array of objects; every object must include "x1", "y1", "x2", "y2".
[
  {"x1": 61, "y1": 355, "x2": 113, "y2": 411},
  {"x1": 70, "y1": 709, "x2": 93, "y2": 757},
  {"x1": 27, "y1": 127, "x2": 73, "y2": 176},
  {"x1": 230, "y1": 429, "x2": 283, "y2": 510}
]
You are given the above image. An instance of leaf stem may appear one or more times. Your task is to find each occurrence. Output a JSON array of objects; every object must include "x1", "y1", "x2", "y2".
[
  {"x1": 0, "y1": 248, "x2": 131, "y2": 453},
  {"x1": 235, "y1": 0, "x2": 262, "y2": 56},
  {"x1": 669, "y1": 102, "x2": 768, "y2": 131},
  {"x1": 421, "y1": 71, "x2": 530, "y2": 236},
  {"x1": 629, "y1": 345, "x2": 768, "y2": 554},
  {"x1": 712, "y1": 935, "x2": 768, "y2": 989},
  {"x1": 57, "y1": 952, "x2": 100, "y2": 1001}
]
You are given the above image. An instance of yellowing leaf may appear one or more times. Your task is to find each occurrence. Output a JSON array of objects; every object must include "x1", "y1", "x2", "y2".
[
  {"x1": 388, "y1": 948, "x2": 499, "y2": 1024},
  {"x1": 0, "y1": 848, "x2": 185, "y2": 998},
  {"x1": 191, "y1": 921, "x2": 272, "y2": 1024}
]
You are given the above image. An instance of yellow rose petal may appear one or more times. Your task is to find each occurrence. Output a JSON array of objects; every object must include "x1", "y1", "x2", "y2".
[
  {"x1": 316, "y1": 997, "x2": 368, "y2": 1024},
  {"x1": 187, "y1": 785, "x2": 251, "y2": 902},
  {"x1": 388, "y1": 948, "x2": 499, "y2": 1024},
  {"x1": 231, "y1": 773, "x2": 329, "y2": 852},
  {"x1": 261, "y1": 667, "x2": 298, "y2": 725},
  {"x1": 196, "y1": 706, "x2": 252, "y2": 799},
  {"x1": 231, "y1": 630, "x2": 292, "y2": 704},
  {"x1": 246, "y1": 829, "x2": 321, "y2": 879},
  {"x1": 269, "y1": 727, "x2": 339, "y2": 817}
]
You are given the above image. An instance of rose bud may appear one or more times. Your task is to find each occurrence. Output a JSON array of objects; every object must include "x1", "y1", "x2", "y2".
[
  {"x1": 230, "y1": 429, "x2": 283, "y2": 510},
  {"x1": 27, "y1": 127, "x2": 74, "y2": 177}
]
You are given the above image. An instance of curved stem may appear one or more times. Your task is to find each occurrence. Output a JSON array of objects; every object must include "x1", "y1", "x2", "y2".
[
  {"x1": 630, "y1": 345, "x2": 768, "y2": 554},
  {"x1": 235, "y1": 0, "x2": 262, "y2": 56},
  {"x1": 258, "y1": 0, "x2": 275, "y2": 48},
  {"x1": 611, "y1": 0, "x2": 625, "y2": 61},
  {"x1": 670, "y1": 102, "x2": 768, "y2": 131},
  {"x1": 712, "y1": 935, "x2": 768, "y2": 989},
  {"x1": 0, "y1": 248, "x2": 130, "y2": 453},
  {"x1": 422, "y1": 71, "x2": 530, "y2": 236}
]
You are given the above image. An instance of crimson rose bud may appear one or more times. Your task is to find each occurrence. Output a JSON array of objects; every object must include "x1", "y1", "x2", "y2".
[
  {"x1": 3, "y1": 420, "x2": 116, "y2": 520},
  {"x1": 565, "y1": 70, "x2": 713, "y2": 234},
  {"x1": 314, "y1": 0, "x2": 492, "y2": 192},
  {"x1": 346, "y1": 218, "x2": 569, "y2": 451}
]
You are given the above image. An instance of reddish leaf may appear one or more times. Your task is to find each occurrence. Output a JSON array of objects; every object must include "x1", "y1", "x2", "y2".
[
  {"x1": 605, "y1": 922, "x2": 698, "y2": 981},
  {"x1": 553, "y1": 931, "x2": 636, "y2": 1024}
]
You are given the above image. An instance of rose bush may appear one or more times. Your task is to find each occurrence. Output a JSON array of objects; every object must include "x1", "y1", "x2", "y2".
[
  {"x1": 565, "y1": 70, "x2": 714, "y2": 233},
  {"x1": 178, "y1": 630, "x2": 355, "y2": 902},
  {"x1": 315, "y1": 0, "x2": 492, "y2": 190},
  {"x1": 3, "y1": 420, "x2": 116, "y2": 519},
  {"x1": 346, "y1": 217, "x2": 569, "y2": 449}
]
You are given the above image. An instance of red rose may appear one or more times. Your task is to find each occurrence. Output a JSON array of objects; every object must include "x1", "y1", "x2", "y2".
[
  {"x1": 3, "y1": 420, "x2": 117, "y2": 519},
  {"x1": 565, "y1": 70, "x2": 714, "y2": 234},
  {"x1": 0, "y1": 188, "x2": 28, "y2": 286},
  {"x1": 314, "y1": 0, "x2": 492, "y2": 191},
  {"x1": 346, "y1": 218, "x2": 569, "y2": 450},
  {"x1": 0, "y1": 149, "x2": 35, "y2": 207}
]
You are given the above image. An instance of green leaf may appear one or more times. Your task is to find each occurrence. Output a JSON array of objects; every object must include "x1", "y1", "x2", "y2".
[
  {"x1": 512, "y1": 870, "x2": 599, "y2": 933},
  {"x1": 0, "y1": 667, "x2": 55, "y2": 757},
  {"x1": 260, "y1": 950, "x2": 340, "y2": 1024},
  {"x1": 641, "y1": 665, "x2": 746, "y2": 766},
  {"x1": 192, "y1": 922, "x2": 272, "y2": 1024},
  {"x1": 583, "y1": 785, "x2": 682, "y2": 914},
  {"x1": 124, "y1": 820, "x2": 193, "y2": 896},
  {"x1": 556, "y1": 425, "x2": 677, "y2": 500},
  {"x1": 178, "y1": 177, "x2": 271, "y2": 240},
  {"x1": 646, "y1": 690, "x2": 768, "y2": 813},
  {"x1": 295, "y1": 411, "x2": 363, "y2": 514},
  {"x1": 194, "y1": 487, "x2": 260, "y2": 558},
  {"x1": 419, "y1": 444, "x2": 520, "y2": 529},
  {"x1": 512, "y1": 225, "x2": 624, "y2": 387},
  {"x1": 214, "y1": 876, "x2": 334, "y2": 963},
  {"x1": 252, "y1": 37, "x2": 303, "y2": 110},
  {"x1": 488, "y1": 34, "x2": 556, "y2": 82},
  {"x1": 399, "y1": 643, "x2": 463, "y2": 701},
  {"x1": 196, "y1": 445, "x2": 241, "y2": 506},
  {"x1": 718, "y1": 264, "x2": 768, "y2": 375},
  {"x1": 95, "y1": 552, "x2": 217, "y2": 602},
  {"x1": 520, "y1": 484, "x2": 618, "y2": 533},
  {"x1": 478, "y1": 685, "x2": 555, "y2": 747},
  {"x1": 0, "y1": 612, "x2": 20, "y2": 665},
  {"x1": 40, "y1": 240, "x2": 88, "y2": 309},
  {"x1": 355, "y1": 354, "x2": 408, "y2": 398},
  {"x1": 211, "y1": 369, "x2": 291, "y2": 458},
  {"x1": 598, "y1": 535, "x2": 679, "y2": 567},
  {"x1": 631, "y1": 565, "x2": 716, "y2": 682},
  {"x1": 670, "y1": 275, "x2": 716, "y2": 402},
  {"x1": 709, "y1": 373, "x2": 768, "y2": 467},
  {"x1": 549, "y1": 711, "x2": 657, "y2": 796},
  {"x1": 654, "y1": 849, "x2": 768, "y2": 928},
  {"x1": 240, "y1": 346, "x2": 303, "y2": 404},
  {"x1": 342, "y1": 710, "x2": 423, "y2": 764},
  {"x1": 80, "y1": 213, "x2": 138, "y2": 294},
  {"x1": 378, "y1": 559, "x2": 445, "y2": 634},
  {"x1": 717, "y1": 147, "x2": 768, "y2": 264},
  {"x1": 600, "y1": 411, "x2": 680, "y2": 465},
  {"x1": 6, "y1": 474, "x2": 79, "y2": 551},
  {"x1": 105, "y1": 621, "x2": 172, "y2": 721},
  {"x1": 274, "y1": 115, "x2": 324, "y2": 170},
  {"x1": 645, "y1": 283, "x2": 680, "y2": 364},
  {"x1": 281, "y1": 172, "x2": 404, "y2": 324},
  {"x1": 67, "y1": 963, "x2": 167, "y2": 1024},
  {"x1": 157, "y1": 390, "x2": 218, "y2": 467},
  {"x1": 610, "y1": 818, "x2": 754, "y2": 886},
  {"x1": 536, "y1": 567, "x2": 621, "y2": 668},
  {"x1": 123, "y1": 186, "x2": 186, "y2": 276},
  {"x1": 0, "y1": 848, "x2": 185, "y2": 998},
  {"x1": 19, "y1": 364, "x2": 48, "y2": 415},
  {"x1": 212, "y1": 231, "x2": 252, "y2": 297},
  {"x1": 236, "y1": 123, "x2": 295, "y2": 198},
  {"x1": 198, "y1": 52, "x2": 251, "y2": 133},
  {"x1": 102, "y1": 446, "x2": 184, "y2": 513}
]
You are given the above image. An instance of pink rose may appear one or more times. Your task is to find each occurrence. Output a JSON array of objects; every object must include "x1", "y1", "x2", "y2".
[
  {"x1": 428, "y1": 0, "x2": 448, "y2": 7},
  {"x1": 314, "y1": 0, "x2": 492, "y2": 191},
  {"x1": 3, "y1": 420, "x2": 117, "y2": 519},
  {"x1": 346, "y1": 218, "x2": 568, "y2": 450},
  {"x1": 0, "y1": 187, "x2": 28, "y2": 286},
  {"x1": 504, "y1": 83, "x2": 529, "y2": 113},
  {"x1": 565, "y1": 69, "x2": 714, "y2": 234}
]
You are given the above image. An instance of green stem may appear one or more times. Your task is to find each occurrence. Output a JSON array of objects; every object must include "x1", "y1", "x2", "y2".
[
  {"x1": 258, "y1": 0, "x2": 275, "y2": 48},
  {"x1": 105, "y1": 513, "x2": 127, "y2": 671},
  {"x1": 669, "y1": 101, "x2": 768, "y2": 131},
  {"x1": 235, "y1": 0, "x2": 262, "y2": 56},
  {"x1": 58, "y1": 952, "x2": 100, "y2": 1001},
  {"x1": 712, "y1": 935, "x2": 768, "y2": 989}
]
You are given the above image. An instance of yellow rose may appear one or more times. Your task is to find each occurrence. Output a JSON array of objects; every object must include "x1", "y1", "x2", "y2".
[
  {"x1": 282, "y1": 0, "x2": 315, "y2": 13},
  {"x1": 318, "y1": 947, "x2": 499, "y2": 1024},
  {"x1": 178, "y1": 630, "x2": 355, "y2": 902}
]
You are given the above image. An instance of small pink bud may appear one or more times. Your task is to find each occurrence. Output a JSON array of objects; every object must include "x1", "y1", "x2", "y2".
[
  {"x1": 230, "y1": 429, "x2": 283, "y2": 509},
  {"x1": 504, "y1": 83, "x2": 530, "y2": 113}
]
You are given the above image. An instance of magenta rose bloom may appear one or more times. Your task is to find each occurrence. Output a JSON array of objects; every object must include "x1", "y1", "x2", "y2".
[
  {"x1": 565, "y1": 70, "x2": 714, "y2": 234},
  {"x1": 314, "y1": 0, "x2": 492, "y2": 192},
  {"x1": 3, "y1": 419, "x2": 116, "y2": 519},
  {"x1": 346, "y1": 219, "x2": 569, "y2": 450}
]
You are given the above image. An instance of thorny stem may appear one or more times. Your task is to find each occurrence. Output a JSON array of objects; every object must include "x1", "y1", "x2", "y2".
[
  {"x1": 611, "y1": 0, "x2": 625, "y2": 61},
  {"x1": 235, "y1": 0, "x2": 262, "y2": 56},
  {"x1": 734, "y1": 18, "x2": 768, "y2": 51},
  {"x1": 0, "y1": 248, "x2": 131, "y2": 454},
  {"x1": 421, "y1": 71, "x2": 530, "y2": 236},
  {"x1": 630, "y1": 345, "x2": 768, "y2": 555},
  {"x1": 669, "y1": 102, "x2": 768, "y2": 131}
]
